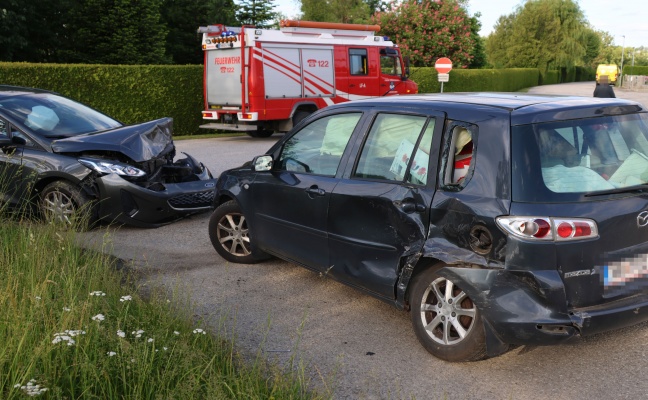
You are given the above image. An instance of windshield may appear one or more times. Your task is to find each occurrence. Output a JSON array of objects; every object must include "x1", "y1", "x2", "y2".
[
  {"x1": 0, "y1": 93, "x2": 122, "y2": 138},
  {"x1": 511, "y1": 112, "x2": 648, "y2": 202}
]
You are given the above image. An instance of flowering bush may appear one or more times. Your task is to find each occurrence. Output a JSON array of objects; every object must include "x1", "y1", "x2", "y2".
[{"x1": 373, "y1": 0, "x2": 475, "y2": 67}]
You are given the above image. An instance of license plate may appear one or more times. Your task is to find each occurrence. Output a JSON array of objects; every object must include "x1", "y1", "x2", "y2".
[{"x1": 604, "y1": 256, "x2": 648, "y2": 287}]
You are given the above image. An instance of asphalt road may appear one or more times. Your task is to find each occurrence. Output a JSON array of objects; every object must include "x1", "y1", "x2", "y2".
[{"x1": 81, "y1": 83, "x2": 648, "y2": 399}]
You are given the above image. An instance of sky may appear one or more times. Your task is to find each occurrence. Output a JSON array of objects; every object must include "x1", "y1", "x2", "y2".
[{"x1": 274, "y1": 0, "x2": 647, "y2": 48}]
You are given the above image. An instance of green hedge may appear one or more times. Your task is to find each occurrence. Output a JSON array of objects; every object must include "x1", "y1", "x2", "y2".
[
  {"x1": 624, "y1": 66, "x2": 648, "y2": 76},
  {"x1": 0, "y1": 62, "x2": 600, "y2": 135},
  {"x1": 0, "y1": 63, "x2": 204, "y2": 135},
  {"x1": 410, "y1": 67, "x2": 540, "y2": 93}
]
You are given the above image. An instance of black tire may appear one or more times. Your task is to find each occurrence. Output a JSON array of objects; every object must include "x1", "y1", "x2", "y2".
[
  {"x1": 409, "y1": 265, "x2": 487, "y2": 362},
  {"x1": 39, "y1": 180, "x2": 97, "y2": 229},
  {"x1": 208, "y1": 200, "x2": 261, "y2": 263},
  {"x1": 247, "y1": 127, "x2": 274, "y2": 138},
  {"x1": 292, "y1": 110, "x2": 311, "y2": 128}
]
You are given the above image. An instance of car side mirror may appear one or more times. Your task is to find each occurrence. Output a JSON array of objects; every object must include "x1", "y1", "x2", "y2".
[{"x1": 252, "y1": 155, "x2": 273, "y2": 171}]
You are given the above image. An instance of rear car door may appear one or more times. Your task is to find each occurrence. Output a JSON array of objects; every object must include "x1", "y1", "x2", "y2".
[
  {"x1": 327, "y1": 110, "x2": 443, "y2": 298},
  {"x1": 251, "y1": 112, "x2": 363, "y2": 271}
]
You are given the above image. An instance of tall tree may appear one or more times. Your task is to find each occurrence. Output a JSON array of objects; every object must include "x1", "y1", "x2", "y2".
[
  {"x1": 236, "y1": 0, "x2": 277, "y2": 28},
  {"x1": 373, "y1": 0, "x2": 476, "y2": 68},
  {"x1": 161, "y1": 0, "x2": 238, "y2": 64},
  {"x1": 485, "y1": 0, "x2": 588, "y2": 72},
  {"x1": 0, "y1": 0, "x2": 69, "y2": 62},
  {"x1": 300, "y1": 0, "x2": 370, "y2": 23},
  {"x1": 299, "y1": 0, "x2": 384, "y2": 23},
  {"x1": 61, "y1": 0, "x2": 169, "y2": 64}
]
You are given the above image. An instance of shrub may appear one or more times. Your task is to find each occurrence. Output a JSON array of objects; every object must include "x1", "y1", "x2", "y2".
[{"x1": 0, "y1": 63, "x2": 204, "y2": 135}]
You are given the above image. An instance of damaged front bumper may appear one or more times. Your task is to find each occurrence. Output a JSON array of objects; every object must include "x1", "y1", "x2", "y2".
[{"x1": 95, "y1": 171, "x2": 216, "y2": 228}]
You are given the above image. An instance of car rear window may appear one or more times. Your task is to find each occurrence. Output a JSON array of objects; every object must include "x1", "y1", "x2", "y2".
[{"x1": 511, "y1": 112, "x2": 648, "y2": 202}]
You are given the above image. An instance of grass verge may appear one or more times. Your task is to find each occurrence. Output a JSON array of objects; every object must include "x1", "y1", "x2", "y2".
[{"x1": 0, "y1": 219, "x2": 320, "y2": 399}]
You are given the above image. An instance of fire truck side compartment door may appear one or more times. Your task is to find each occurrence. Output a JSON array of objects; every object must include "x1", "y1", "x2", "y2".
[
  {"x1": 261, "y1": 46, "x2": 303, "y2": 98},
  {"x1": 206, "y1": 48, "x2": 243, "y2": 106},
  {"x1": 301, "y1": 48, "x2": 335, "y2": 98}
]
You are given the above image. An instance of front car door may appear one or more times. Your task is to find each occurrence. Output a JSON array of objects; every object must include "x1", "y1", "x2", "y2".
[
  {"x1": 327, "y1": 110, "x2": 443, "y2": 298},
  {"x1": 251, "y1": 112, "x2": 363, "y2": 271}
]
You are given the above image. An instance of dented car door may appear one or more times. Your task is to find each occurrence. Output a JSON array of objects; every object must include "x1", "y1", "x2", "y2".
[{"x1": 327, "y1": 111, "x2": 443, "y2": 298}]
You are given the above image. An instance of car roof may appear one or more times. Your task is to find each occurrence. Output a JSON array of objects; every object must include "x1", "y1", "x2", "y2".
[{"x1": 332, "y1": 92, "x2": 646, "y2": 125}]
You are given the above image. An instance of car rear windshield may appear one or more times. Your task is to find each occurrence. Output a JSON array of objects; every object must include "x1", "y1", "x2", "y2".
[
  {"x1": 0, "y1": 93, "x2": 121, "y2": 138},
  {"x1": 511, "y1": 112, "x2": 648, "y2": 202}
]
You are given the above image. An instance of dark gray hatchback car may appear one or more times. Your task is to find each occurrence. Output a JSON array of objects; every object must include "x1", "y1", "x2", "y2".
[
  {"x1": 209, "y1": 93, "x2": 648, "y2": 361},
  {"x1": 0, "y1": 86, "x2": 216, "y2": 227}
]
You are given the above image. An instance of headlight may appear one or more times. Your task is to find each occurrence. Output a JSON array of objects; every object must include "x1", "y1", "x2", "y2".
[{"x1": 79, "y1": 158, "x2": 146, "y2": 177}]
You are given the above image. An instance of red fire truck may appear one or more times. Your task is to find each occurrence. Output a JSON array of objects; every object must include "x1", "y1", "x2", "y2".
[{"x1": 198, "y1": 20, "x2": 418, "y2": 137}]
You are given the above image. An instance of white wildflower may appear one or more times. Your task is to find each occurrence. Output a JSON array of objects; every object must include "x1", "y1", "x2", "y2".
[
  {"x1": 163, "y1": 347, "x2": 168, "y2": 351},
  {"x1": 107, "y1": 351, "x2": 117, "y2": 357},
  {"x1": 18, "y1": 379, "x2": 48, "y2": 397},
  {"x1": 91, "y1": 314, "x2": 105, "y2": 322},
  {"x1": 89, "y1": 291, "x2": 106, "y2": 297},
  {"x1": 173, "y1": 331, "x2": 180, "y2": 335},
  {"x1": 35, "y1": 296, "x2": 41, "y2": 300},
  {"x1": 147, "y1": 338, "x2": 154, "y2": 343},
  {"x1": 52, "y1": 329, "x2": 86, "y2": 346},
  {"x1": 117, "y1": 330, "x2": 126, "y2": 338},
  {"x1": 132, "y1": 329, "x2": 144, "y2": 338},
  {"x1": 119, "y1": 295, "x2": 132, "y2": 302},
  {"x1": 62, "y1": 307, "x2": 71, "y2": 312},
  {"x1": 193, "y1": 328, "x2": 206, "y2": 335}
]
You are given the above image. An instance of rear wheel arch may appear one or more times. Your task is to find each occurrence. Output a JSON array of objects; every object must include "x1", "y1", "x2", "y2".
[{"x1": 408, "y1": 261, "x2": 489, "y2": 361}]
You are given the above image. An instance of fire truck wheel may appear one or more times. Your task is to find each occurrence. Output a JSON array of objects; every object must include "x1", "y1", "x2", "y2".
[
  {"x1": 247, "y1": 128, "x2": 274, "y2": 138},
  {"x1": 292, "y1": 110, "x2": 311, "y2": 127}
]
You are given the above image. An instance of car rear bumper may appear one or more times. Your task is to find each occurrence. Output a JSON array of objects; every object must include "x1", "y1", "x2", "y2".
[
  {"x1": 95, "y1": 173, "x2": 216, "y2": 228},
  {"x1": 439, "y1": 267, "x2": 648, "y2": 350}
]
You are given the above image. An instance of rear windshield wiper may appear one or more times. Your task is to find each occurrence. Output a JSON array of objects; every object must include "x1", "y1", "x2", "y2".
[{"x1": 585, "y1": 184, "x2": 648, "y2": 197}]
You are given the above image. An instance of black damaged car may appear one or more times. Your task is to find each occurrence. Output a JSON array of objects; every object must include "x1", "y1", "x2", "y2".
[
  {"x1": 0, "y1": 86, "x2": 216, "y2": 227},
  {"x1": 208, "y1": 93, "x2": 648, "y2": 361}
]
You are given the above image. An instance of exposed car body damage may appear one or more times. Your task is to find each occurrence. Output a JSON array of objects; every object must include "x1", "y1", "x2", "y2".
[
  {"x1": 209, "y1": 93, "x2": 648, "y2": 361},
  {"x1": 51, "y1": 118, "x2": 174, "y2": 162},
  {"x1": 0, "y1": 86, "x2": 216, "y2": 228}
]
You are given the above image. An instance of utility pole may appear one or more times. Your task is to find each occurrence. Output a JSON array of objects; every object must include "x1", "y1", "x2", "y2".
[{"x1": 620, "y1": 35, "x2": 626, "y2": 86}]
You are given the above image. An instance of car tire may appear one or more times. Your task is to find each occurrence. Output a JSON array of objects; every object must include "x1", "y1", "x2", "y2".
[
  {"x1": 39, "y1": 180, "x2": 97, "y2": 229},
  {"x1": 409, "y1": 265, "x2": 487, "y2": 362},
  {"x1": 208, "y1": 200, "x2": 261, "y2": 264}
]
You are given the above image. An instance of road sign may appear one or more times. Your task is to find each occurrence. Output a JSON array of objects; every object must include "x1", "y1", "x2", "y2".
[
  {"x1": 435, "y1": 57, "x2": 452, "y2": 74},
  {"x1": 437, "y1": 73, "x2": 449, "y2": 82}
]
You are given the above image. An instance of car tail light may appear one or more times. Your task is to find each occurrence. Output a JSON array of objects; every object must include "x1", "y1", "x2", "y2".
[{"x1": 496, "y1": 217, "x2": 598, "y2": 242}]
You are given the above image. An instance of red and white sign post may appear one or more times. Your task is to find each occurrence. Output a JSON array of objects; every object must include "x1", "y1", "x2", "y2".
[{"x1": 435, "y1": 57, "x2": 452, "y2": 93}]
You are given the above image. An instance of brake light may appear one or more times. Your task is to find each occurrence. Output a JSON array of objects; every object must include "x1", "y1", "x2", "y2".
[
  {"x1": 202, "y1": 112, "x2": 213, "y2": 118},
  {"x1": 496, "y1": 217, "x2": 598, "y2": 241}
]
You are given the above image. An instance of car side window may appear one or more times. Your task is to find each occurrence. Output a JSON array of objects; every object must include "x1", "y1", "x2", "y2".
[
  {"x1": 354, "y1": 113, "x2": 432, "y2": 183},
  {"x1": 0, "y1": 120, "x2": 6, "y2": 137},
  {"x1": 277, "y1": 113, "x2": 361, "y2": 176},
  {"x1": 441, "y1": 123, "x2": 477, "y2": 189}
]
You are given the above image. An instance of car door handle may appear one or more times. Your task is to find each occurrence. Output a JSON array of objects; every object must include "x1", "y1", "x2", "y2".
[
  {"x1": 305, "y1": 186, "x2": 326, "y2": 197},
  {"x1": 394, "y1": 199, "x2": 426, "y2": 213}
]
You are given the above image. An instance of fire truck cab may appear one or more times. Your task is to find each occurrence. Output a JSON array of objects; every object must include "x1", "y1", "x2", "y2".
[{"x1": 198, "y1": 20, "x2": 418, "y2": 137}]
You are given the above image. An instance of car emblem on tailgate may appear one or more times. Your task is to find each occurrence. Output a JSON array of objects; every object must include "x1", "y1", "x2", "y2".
[{"x1": 638, "y1": 211, "x2": 648, "y2": 227}]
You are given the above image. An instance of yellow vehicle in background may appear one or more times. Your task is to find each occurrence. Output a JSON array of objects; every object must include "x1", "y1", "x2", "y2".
[{"x1": 596, "y1": 64, "x2": 620, "y2": 85}]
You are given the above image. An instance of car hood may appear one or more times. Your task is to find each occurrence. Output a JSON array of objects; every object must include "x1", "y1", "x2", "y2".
[{"x1": 51, "y1": 118, "x2": 174, "y2": 162}]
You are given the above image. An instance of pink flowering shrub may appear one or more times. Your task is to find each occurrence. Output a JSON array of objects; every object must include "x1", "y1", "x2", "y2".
[{"x1": 373, "y1": 0, "x2": 475, "y2": 67}]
